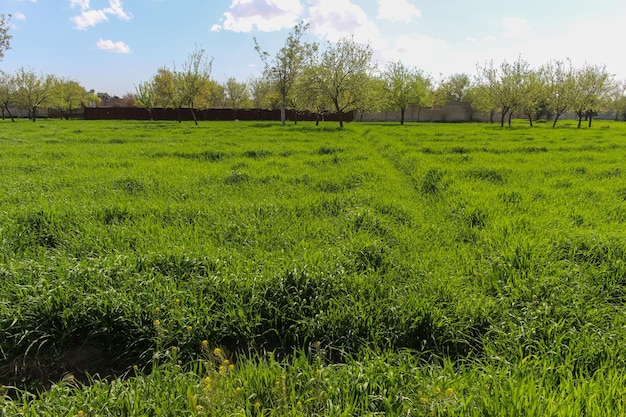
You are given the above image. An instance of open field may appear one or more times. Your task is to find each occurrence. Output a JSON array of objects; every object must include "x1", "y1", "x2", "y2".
[{"x1": 2, "y1": 119, "x2": 626, "y2": 415}]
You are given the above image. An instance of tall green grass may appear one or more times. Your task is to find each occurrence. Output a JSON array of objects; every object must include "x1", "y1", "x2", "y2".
[{"x1": 2, "y1": 119, "x2": 626, "y2": 415}]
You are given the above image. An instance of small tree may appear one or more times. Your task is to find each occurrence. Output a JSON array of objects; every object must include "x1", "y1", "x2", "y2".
[
  {"x1": 305, "y1": 37, "x2": 376, "y2": 128},
  {"x1": 542, "y1": 59, "x2": 576, "y2": 127},
  {"x1": 13, "y1": 67, "x2": 55, "y2": 122},
  {"x1": 50, "y1": 78, "x2": 87, "y2": 120},
  {"x1": 224, "y1": 77, "x2": 249, "y2": 118},
  {"x1": 255, "y1": 22, "x2": 317, "y2": 125},
  {"x1": 382, "y1": 61, "x2": 431, "y2": 124},
  {"x1": 173, "y1": 45, "x2": 213, "y2": 125},
  {"x1": 570, "y1": 63, "x2": 612, "y2": 128},
  {"x1": 135, "y1": 80, "x2": 156, "y2": 120},
  {"x1": 0, "y1": 70, "x2": 16, "y2": 121}
]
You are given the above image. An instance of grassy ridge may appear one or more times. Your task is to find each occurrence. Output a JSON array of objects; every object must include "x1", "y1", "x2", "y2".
[{"x1": 2, "y1": 119, "x2": 626, "y2": 415}]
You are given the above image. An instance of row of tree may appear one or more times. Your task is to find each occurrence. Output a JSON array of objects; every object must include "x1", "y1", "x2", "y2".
[
  {"x1": 133, "y1": 23, "x2": 626, "y2": 128},
  {"x1": 1, "y1": 18, "x2": 625, "y2": 126}
]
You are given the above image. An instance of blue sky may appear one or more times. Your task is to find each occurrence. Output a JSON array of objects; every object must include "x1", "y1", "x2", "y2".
[{"x1": 3, "y1": 0, "x2": 626, "y2": 96}]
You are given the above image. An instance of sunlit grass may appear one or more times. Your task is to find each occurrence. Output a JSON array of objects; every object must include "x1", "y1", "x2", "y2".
[{"x1": 2, "y1": 118, "x2": 626, "y2": 415}]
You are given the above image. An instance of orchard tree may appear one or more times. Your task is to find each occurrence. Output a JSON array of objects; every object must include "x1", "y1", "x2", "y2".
[
  {"x1": 135, "y1": 80, "x2": 156, "y2": 120},
  {"x1": 0, "y1": 70, "x2": 16, "y2": 121},
  {"x1": 570, "y1": 63, "x2": 612, "y2": 128},
  {"x1": 382, "y1": 61, "x2": 431, "y2": 124},
  {"x1": 153, "y1": 66, "x2": 175, "y2": 108},
  {"x1": 436, "y1": 73, "x2": 472, "y2": 104},
  {"x1": 518, "y1": 68, "x2": 546, "y2": 127},
  {"x1": 224, "y1": 77, "x2": 249, "y2": 117},
  {"x1": 248, "y1": 75, "x2": 279, "y2": 109},
  {"x1": 13, "y1": 67, "x2": 55, "y2": 122},
  {"x1": 469, "y1": 83, "x2": 498, "y2": 123},
  {"x1": 0, "y1": 14, "x2": 11, "y2": 60},
  {"x1": 255, "y1": 22, "x2": 317, "y2": 125},
  {"x1": 305, "y1": 37, "x2": 376, "y2": 128},
  {"x1": 542, "y1": 59, "x2": 576, "y2": 127},
  {"x1": 477, "y1": 57, "x2": 529, "y2": 127},
  {"x1": 608, "y1": 79, "x2": 626, "y2": 121},
  {"x1": 173, "y1": 45, "x2": 214, "y2": 124},
  {"x1": 50, "y1": 78, "x2": 87, "y2": 119}
]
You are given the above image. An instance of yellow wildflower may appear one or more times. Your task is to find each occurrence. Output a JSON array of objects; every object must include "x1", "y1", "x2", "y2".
[
  {"x1": 420, "y1": 397, "x2": 428, "y2": 404},
  {"x1": 153, "y1": 319, "x2": 160, "y2": 327},
  {"x1": 446, "y1": 388, "x2": 454, "y2": 396},
  {"x1": 201, "y1": 340, "x2": 209, "y2": 347},
  {"x1": 213, "y1": 347, "x2": 223, "y2": 356}
]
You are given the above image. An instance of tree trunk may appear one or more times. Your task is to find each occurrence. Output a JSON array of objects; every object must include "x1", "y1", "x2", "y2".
[
  {"x1": 527, "y1": 114, "x2": 533, "y2": 127},
  {"x1": 190, "y1": 108, "x2": 198, "y2": 126},
  {"x1": 400, "y1": 107, "x2": 405, "y2": 125},
  {"x1": 588, "y1": 112, "x2": 593, "y2": 128},
  {"x1": 508, "y1": 111, "x2": 513, "y2": 127},
  {"x1": 490, "y1": 110, "x2": 494, "y2": 124},
  {"x1": 552, "y1": 114, "x2": 560, "y2": 128},
  {"x1": 4, "y1": 105, "x2": 14, "y2": 122},
  {"x1": 280, "y1": 95, "x2": 286, "y2": 126},
  {"x1": 500, "y1": 109, "x2": 507, "y2": 127},
  {"x1": 31, "y1": 106, "x2": 37, "y2": 122},
  {"x1": 577, "y1": 113, "x2": 583, "y2": 128},
  {"x1": 177, "y1": 107, "x2": 182, "y2": 123}
]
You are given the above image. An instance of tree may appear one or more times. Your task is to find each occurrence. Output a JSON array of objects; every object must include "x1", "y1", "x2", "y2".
[
  {"x1": 542, "y1": 59, "x2": 576, "y2": 127},
  {"x1": 435, "y1": 73, "x2": 473, "y2": 104},
  {"x1": 50, "y1": 78, "x2": 87, "y2": 120},
  {"x1": 477, "y1": 57, "x2": 529, "y2": 127},
  {"x1": 305, "y1": 37, "x2": 376, "y2": 128},
  {"x1": 0, "y1": 70, "x2": 16, "y2": 121},
  {"x1": 381, "y1": 61, "x2": 431, "y2": 124},
  {"x1": 469, "y1": 83, "x2": 498, "y2": 123},
  {"x1": 608, "y1": 79, "x2": 626, "y2": 121},
  {"x1": 0, "y1": 14, "x2": 11, "y2": 61},
  {"x1": 224, "y1": 77, "x2": 249, "y2": 117},
  {"x1": 13, "y1": 67, "x2": 55, "y2": 122},
  {"x1": 517, "y1": 68, "x2": 546, "y2": 127},
  {"x1": 135, "y1": 80, "x2": 156, "y2": 120},
  {"x1": 153, "y1": 66, "x2": 175, "y2": 109},
  {"x1": 248, "y1": 76, "x2": 280, "y2": 110},
  {"x1": 570, "y1": 63, "x2": 612, "y2": 128},
  {"x1": 255, "y1": 22, "x2": 317, "y2": 126},
  {"x1": 173, "y1": 45, "x2": 214, "y2": 124}
]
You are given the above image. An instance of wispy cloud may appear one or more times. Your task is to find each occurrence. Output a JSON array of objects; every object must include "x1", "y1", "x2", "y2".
[
  {"x1": 211, "y1": 0, "x2": 304, "y2": 32},
  {"x1": 70, "y1": 0, "x2": 132, "y2": 30},
  {"x1": 376, "y1": 0, "x2": 421, "y2": 23},
  {"x1": 96, "y1": 38, "x2": 131, "y2": 53},
  {"x1": 14, "y1": 12, "x2": 27, "y2": 21}
]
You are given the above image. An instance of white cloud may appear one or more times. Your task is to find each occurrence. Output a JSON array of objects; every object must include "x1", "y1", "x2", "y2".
[
  {"x1": 70, "y1": 0, "x2": 89, "y2": 10},
  {"x1": 70, "y1": 0, "x2": 131, "y2": 30},
  {"x1": 14, "y1": 12, "x2": 26, "y2": 21},
  {"x1": 72, "y1": 9, "x2": 108, "y2": 29},
  {"x1": 212, "y1": 0, "x2": 304, "y2": 32},
  {"x1": 376, "y1": 0, "x2": 421, "y2": 23},
  {"x1": 501, "y1": 17, "x2": 532, "y2": 40},
  {"x1": 104, "y1": 0, "x2": 131, "y2": 20},
  {"x1": 307, "y1": 0, "x2": 386, "y2": 49},
  {"x1": 96, "y1": 38, "x2": 131, "y2": 53}
]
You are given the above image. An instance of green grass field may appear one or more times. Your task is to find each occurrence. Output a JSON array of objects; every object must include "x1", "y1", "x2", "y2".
[{"x1": 2, "y1": 119, "x2": 626, "y2": 415}]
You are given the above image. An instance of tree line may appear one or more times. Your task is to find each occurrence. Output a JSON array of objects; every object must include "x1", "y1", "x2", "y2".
[{"x1": 1, "y1": 19, "x2": 625, "y2": 127}]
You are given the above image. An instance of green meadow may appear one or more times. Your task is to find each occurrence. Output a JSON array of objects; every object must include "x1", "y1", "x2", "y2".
[{"x1": 2, "y1": 119, "x2": 626, "y2": 415}]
